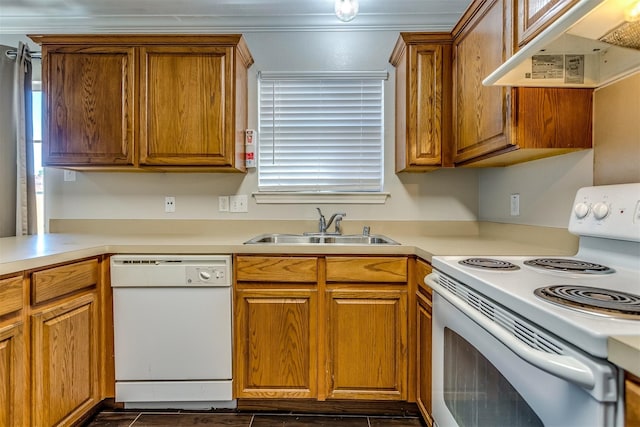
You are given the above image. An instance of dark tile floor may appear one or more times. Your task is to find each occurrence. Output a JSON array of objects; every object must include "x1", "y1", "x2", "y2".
[{"x1": 84, "y1": 411, "x2": 426, "y2": 427}]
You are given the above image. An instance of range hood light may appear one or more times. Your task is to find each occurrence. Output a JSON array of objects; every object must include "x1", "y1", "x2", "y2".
[{"x1": 625, "y1": 1, "x2": 640, "y2": 21}]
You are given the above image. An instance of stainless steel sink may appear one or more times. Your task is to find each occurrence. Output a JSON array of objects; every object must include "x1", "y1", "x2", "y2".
[{"x1": 244, "y1": 233, "x2": 399, "y2": 245}]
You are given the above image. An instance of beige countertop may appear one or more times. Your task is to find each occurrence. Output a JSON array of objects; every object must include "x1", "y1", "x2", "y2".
[
  {"x1": 1, "y1": 219, "x2": 578, "y2": 275},
  {"x1": 6, "y1": 219, "x2": 636, "y2": 375},
  {"x1": 608, "y1": 336, "x2": 640, "y2": 377}
]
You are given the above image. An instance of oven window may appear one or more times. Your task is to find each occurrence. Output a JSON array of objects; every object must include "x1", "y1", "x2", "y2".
[{"x1": 443, "y1": 328, "x2": 543, "y2": 427}]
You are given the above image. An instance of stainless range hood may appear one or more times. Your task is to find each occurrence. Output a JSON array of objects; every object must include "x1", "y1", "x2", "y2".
[{"x1": 484, "y1": 0, "x2": 640, "y2": 87}]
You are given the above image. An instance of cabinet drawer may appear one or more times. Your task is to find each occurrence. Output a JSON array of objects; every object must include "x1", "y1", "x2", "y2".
[
  {"x1": 236, "y1": 256, "x2": 318, "y2": 283},
  {"x1": 31, "y1": 258, "x2": 99, "y2": 304},
  {"x1": 0, "y1": 275, "x2": 23, "y2": 317},
  {"x1": 326, "y1": 257, "x2": 407, "y2": 283}
]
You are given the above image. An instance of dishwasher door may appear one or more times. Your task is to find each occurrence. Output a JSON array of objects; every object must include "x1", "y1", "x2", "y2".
[
  {"x1": 113, "y1": 286, "x2": 232, "y2": 381},
  {"x1": 111, "y1": 254, "x2": 233, "y2": 408}
]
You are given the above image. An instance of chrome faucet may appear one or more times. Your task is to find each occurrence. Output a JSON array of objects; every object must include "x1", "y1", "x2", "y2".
[{"x1": 316, "y1": 208, "x2": 346, "y2": 234}]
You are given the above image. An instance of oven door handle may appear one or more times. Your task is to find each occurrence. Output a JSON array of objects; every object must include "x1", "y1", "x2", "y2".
[{"x1": 426, "y1": 273, "x2": 596, "y2": 390}]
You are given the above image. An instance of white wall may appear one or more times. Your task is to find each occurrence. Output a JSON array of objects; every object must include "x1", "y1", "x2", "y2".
[{"x1": 477, "y1": 150, "x2": 594, "y2": 228}]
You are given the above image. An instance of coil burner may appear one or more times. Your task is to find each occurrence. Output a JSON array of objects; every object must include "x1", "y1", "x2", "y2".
[
  {"x1": 534, "y1": 285, "x2": 640, "y2": 319},
  {"x1": 459, "y1": 258, "x2": 520, "y2": 271},
  {"x1": 524, "y1": 258, "x2": 615, "y2": 275}
]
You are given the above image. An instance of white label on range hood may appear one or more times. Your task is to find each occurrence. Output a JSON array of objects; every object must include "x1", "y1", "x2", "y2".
[
  {"x1": 532, "y1": 55, "x2": 565, "y2": 79},
  {"x1": 531, "y1": 54, "x2": 585, "y2": 84}
]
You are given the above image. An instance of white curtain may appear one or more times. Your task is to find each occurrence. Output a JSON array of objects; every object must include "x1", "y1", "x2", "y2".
[{"x1": 0, "y1": 42, "x2": 36, "y2": 237}]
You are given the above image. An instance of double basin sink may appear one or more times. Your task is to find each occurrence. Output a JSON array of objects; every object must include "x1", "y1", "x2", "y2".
[{"x1": 244, "y1": 233, "x2": 400, "y2": 245}]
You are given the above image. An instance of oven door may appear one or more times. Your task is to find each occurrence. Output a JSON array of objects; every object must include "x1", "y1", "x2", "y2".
[{"x1": 431, "y1": 290, "x2": 619, "y2": 427}]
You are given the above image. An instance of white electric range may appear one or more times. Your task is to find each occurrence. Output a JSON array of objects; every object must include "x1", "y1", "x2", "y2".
[{"x1": 426, "y1": 183, "x2": 640, "y2": 427}]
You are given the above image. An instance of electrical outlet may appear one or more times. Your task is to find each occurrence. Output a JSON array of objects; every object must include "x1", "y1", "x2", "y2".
[
  {"x1": 218, "y1": 196, "x2": 230, "y2": 212},
  {"x1": 510, "y1": 194, "x2": 520, "y2": 216},
  {"x1": 165, "y1": 196, "x2": 176, "y2": 213},
  {"x1": 230, "y1": 195, "x2": 248, "y2": 213}
]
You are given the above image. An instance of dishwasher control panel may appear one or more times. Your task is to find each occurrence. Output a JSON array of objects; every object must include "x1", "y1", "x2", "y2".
[
  {"x1": 111, "y1": 255, "x2": 232, "y2": 287},
  {"x1": 186, "y1": 266, "x2": 228, "y2": 286}
]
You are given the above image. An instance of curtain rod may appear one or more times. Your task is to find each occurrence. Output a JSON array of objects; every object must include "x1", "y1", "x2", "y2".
[{"x1": 5, "y1": 49, "x2": 42, "y2": 60}]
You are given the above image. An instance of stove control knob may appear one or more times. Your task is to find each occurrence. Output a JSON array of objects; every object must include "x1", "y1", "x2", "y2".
[
  {"x1": 592, "y1": 202, "x2": 610, "y2": 220},
  {"x1": 574, "y1": 202, "x2": 590, "y2": 219}
]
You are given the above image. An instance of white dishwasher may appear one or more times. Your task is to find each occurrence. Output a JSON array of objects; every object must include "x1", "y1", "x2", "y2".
[{"x1": 111, "y1": 254, "x2": 234, "y2": 410}]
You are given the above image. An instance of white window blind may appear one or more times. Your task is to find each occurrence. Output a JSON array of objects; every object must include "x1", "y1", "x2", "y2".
[{"x1": 258, "y1": 71, "x2": 386, "y2": 192}]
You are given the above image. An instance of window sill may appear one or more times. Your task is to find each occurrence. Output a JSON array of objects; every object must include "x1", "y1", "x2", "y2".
[{"x1": 252, "y1": 192, "x2": 390, "y2": 204}]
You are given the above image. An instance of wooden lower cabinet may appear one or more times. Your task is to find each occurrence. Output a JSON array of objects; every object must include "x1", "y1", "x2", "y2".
[
  {"x1": 0, "y1": 321, "x2": 26, "y2": 427},
  {"x1": 235, "y1": 288, "x2": 318, "y2": 398},
  {"x1": 325, "y1": 288, "x2": 407, "y2": 400},
  {"x1": 415, "y1": 258, "x2": 434, "y2": 425},
  {"x1": 627, "y1": 373, "x2": 640, "y2": 427},
  {"x1": 31, "y1": 292, "x2": 100, "y2": 427},
  {"x1": 234, "y1": 255, "x2": 410, "y2": 403},
  {"x1": 416, "y1": 291, "x2": 433, "y2": 426}
]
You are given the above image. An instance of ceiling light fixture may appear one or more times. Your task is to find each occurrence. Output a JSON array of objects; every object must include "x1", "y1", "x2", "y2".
[{"x1": 335, "y1": 0, "x2": 359, "y2": 22}]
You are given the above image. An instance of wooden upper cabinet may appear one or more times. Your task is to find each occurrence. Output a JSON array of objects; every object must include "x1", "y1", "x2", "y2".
[
  {"x1": 139, "y1": 43, "x2": 249, "y2": 169},
  {"x1": 517, "y1": 0, "x2": 580, "y2": 47},
  {"x1": 452, "y1": 0, "x2": 592, "y2": 167},
  {"x1": 390, "y1": 33, "x2": 453, "y2": 172},
  {"x1": 30, "y1": 34, "x2": 253, "y2": 171},
  {"x1": 39, "y1": 44, "x2": 136, "y2": 167},
  {"x1": 453, "y1": 0, "x2": 514, "y2": 165}
]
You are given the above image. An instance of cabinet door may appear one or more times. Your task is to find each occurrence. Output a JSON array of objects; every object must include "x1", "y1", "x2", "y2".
[
  {"x1": 31, "y1": 293, "x2": 99, "y2": 427},
  {"x1": 235, "y1": 289, "x2": 317, "y2": 398},
  {"x1": 627, "y1": 375, "x2": 640, "y2": 427},
  {"x1": 139, "y1": 45, "x2": 235, "y2": 167},
  {"x1": 390, "y1": 34, "x2": 452, "y2": 171},
  {"x1": 325, "y1": 288, "x2": 407, "y2": 400},
  {"x1": 0, "y1": 322, "x2": 26, "y2": 427},
  {"x1": 517, "y1": 0, "x2": 579, "y2": 47},
  {"x1": 416, "y1": 291, "x2": 433, "y2": 426},
  {"x1": 43, "y1": 45, "x2": 135, "y2": 166},
  {"x1": 453, "y1": 0, "x2": 514, "y2": 164}
]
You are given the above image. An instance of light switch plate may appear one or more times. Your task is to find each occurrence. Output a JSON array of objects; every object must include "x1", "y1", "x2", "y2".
[
  {"x1": 510, "y1": 194, "x2": 520, "y2": 216},
  {"x1": 218, "y1": 196, "x2": 230, "y2": 212},
  {"x1": 230, "y1": 195, "x2": 248, "y2": 213}
]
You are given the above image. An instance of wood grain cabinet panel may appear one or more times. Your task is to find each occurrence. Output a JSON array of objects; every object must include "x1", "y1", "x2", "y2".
[
  {"x1": 0, "y1": 275, "x2": 23, "y2": 317},
  {"x1": 390, "y1": 33, "x2": 453, "y2": 171},
  {"x1": 139, "y1": 45, "x2": 235, "y2": 167},
  {"x1": 326, "y1": 257, "x2": 407, "y2": 283},
  {"x1": 31, "y1": 293, "x2": 99, "y2": 427},
  {"x1": 236, "y1": 256, "x2": 318, "y2": 283},
  {"x1": 31, "y1": 258, "x2": 99, "y2": 304},
  {"x1": 627, "y1": 374, "x2": 640, "y2": 427},
  {"x1": 0, "y1": 322, "x2": 26, "y2": 427},
  {"x1": 39, "y1": 44, "x2": 136, "y2": 167},
  {"x1": 517, "y1": 0, "x2": 580, "y2": 47},
  {"x1": 415, "y1": 259, "x2": 434, "y2": 427},
  {"x1": 325, "y1": 289, "x2": 407, "y2": 400},
  {"x1": 235, "y1": 289, "x2": 317, "y2": 398},
  {"x1": 452, "y1": 0, "x2": 592, "y2": 167},
  {"x1": 30, "y1": 34, "x2": 253, "y2": 171},
  {"x1": 453, "y1": 0, "x2": 514, "y2": 164}
]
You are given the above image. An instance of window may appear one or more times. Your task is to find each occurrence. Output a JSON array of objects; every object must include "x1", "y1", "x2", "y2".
[{"x1": 258, "y1": 71, "x2": 386, "y2": 194}]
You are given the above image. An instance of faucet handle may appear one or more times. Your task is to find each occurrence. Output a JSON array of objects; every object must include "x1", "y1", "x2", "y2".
[{"x1": 362, "y1": 226, "x2": 370, "y2": 236}]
